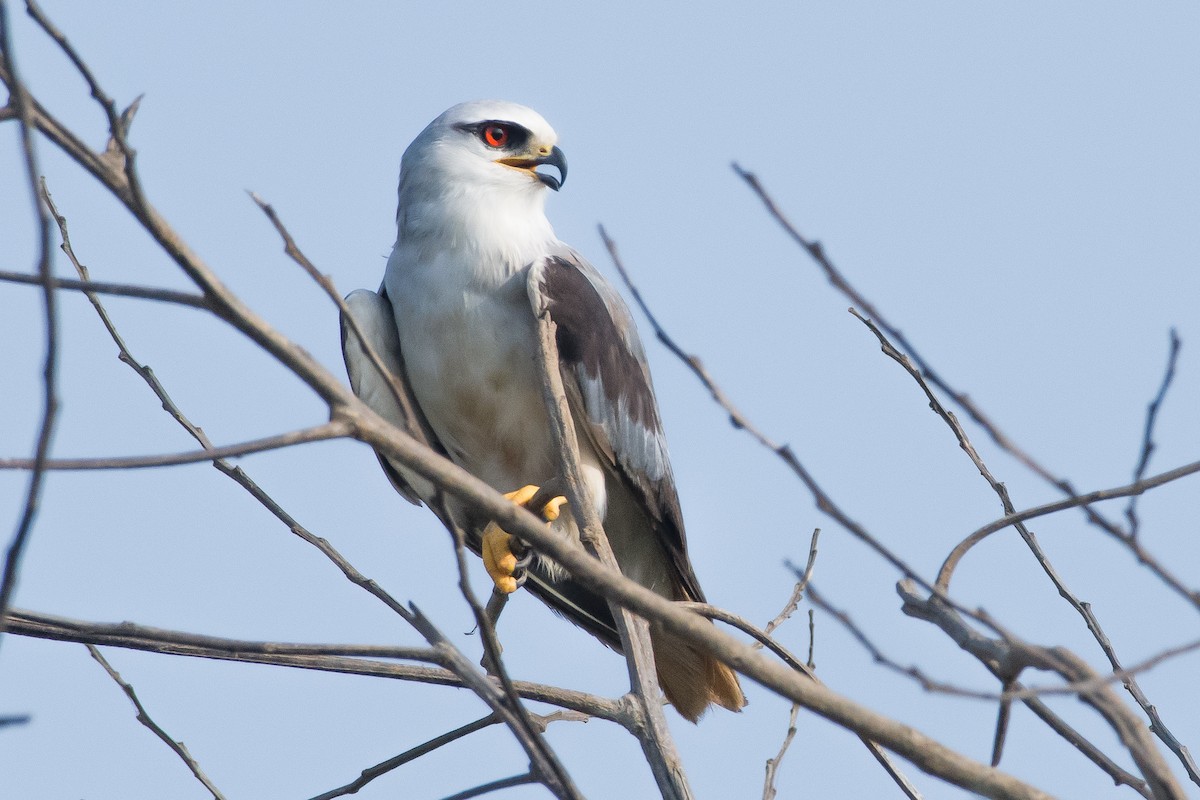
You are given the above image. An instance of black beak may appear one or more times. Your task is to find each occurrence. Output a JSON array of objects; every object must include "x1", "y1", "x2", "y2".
[
  {"x1": 533, "y1": 146, "x2": 567, "y2": 191},
  {"x1": 498, "y1": 146, "x2": 568, "y2": 191}
]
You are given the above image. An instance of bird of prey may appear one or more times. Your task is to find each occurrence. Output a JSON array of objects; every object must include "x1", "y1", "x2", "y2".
[{"x1": 341, "y1": 100, "x2": 744, "y2": 721}]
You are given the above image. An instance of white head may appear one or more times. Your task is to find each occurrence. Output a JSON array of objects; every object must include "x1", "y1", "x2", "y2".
[{"x1": 396, "y1": 101, "x2": 567, "y2": 253}]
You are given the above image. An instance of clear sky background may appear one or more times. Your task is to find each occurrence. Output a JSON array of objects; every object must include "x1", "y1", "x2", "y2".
[{"x1": 2, "y1": 3, "x2": 1198, "y2": 799}]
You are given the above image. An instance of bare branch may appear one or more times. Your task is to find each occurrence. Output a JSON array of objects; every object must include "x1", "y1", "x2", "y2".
[
  {"x1": 1126, "y1": 330, "x2": 1182, "y2": 539},
  {"x1": 25, "y1": 0, "x2": 149, "y2": 211},
  {"x1": 439, "y1": 771, "x2": 538, "y2": 800},
  {"x1": 403, "y1": 604, "x2": 585, "y2": 800},
  {"x1": 899, "y1": 582, "x2": 1181, "y2": 799},
  {"x1": 3, "y1": 13, "x2": 1121, "y2": 793},
  {"x1": 734, "y1": 163, "x2": 1186, "y2": 538},
  {"x1": 311, "y1": 709, "x2": 587, "y2": 800},
  {"x1": 0, "y1": 268, "x2": 211, "y2": 309},
  {"x1": 0, "y1": 421, "x2": 353, "y2": 471},
  {"x1": 762, "y1": 703, "x2": 799, "y2": 800},
  {"x1": 850, "y1": 297, "x2": 1200, "y2": 781},
  {"x1": 739, "y1": 163, "x2": 1200, "y2": 616},
  {"x1": 760, "y1": 528, "x2": 820, "y2": 643},
  {"x1": 250, "y1": 192, "x2": 431, "y2": 447},
  {"x1": 442, "y1": 497, "x2": 582, "y2": 798},
  {"x1": 6, "y1": 608, "x2": 625, "y2": 722},
  {"x1": 530, "y1": 267, "x2": 693, "y2": 800},
  {"x1": 26, "y1": 185, "x2": 581, "y2": 798},
  {"x1": 733, "y1": 164, "x2": 1069, "y2": 497},
  {"x1": 87, "y1": 646, "x2": 227, "y2": 800},
  {"x1": 35, "y1": 187, "x2": 222, "y2": 451},
  {"x1": 681, "y1": 602, "x2": 811, "y2": 678},
  {"x1": 939, "y1": 459, "x2": 1200, "y2": 593},
  {"x1": 308, "y1": 714, "x2": 500, "y2": 800},
  {"x1": 0, "y1": 0, "x2": 59, "y2": 646},
  {"x1": 808, "y1": 585, "x2": 993, "y2": 701},
  {"x1": 601, "y1": 227, "x2": 955, "y2": 612},
  {"x1": 684, "y1": 597, "x2": 922, "y2": 798},
  {"x1": 1003, "y1": 638, "x2": 1200, "y2": 701}
]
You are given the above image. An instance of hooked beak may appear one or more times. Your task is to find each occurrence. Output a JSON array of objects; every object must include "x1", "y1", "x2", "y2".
[{"x1": 498, "y1": 145, "x2": 568, "y2": 191}]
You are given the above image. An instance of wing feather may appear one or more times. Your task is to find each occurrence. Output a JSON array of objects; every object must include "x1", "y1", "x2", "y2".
[
  {"x1": 341, "y1": 288, "x2": 442, "y2": 505},
  {"x1": 529, "y1": 253, "x2": 707, "y2": 603}
]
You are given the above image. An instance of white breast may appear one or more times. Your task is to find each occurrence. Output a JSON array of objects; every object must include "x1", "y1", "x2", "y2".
[
  {"x1": 384, "y1": 246, "x2": 555, "y2": 492},
  {"x1": 383, "y1": 235, "x2": 611, "y2": 577}
]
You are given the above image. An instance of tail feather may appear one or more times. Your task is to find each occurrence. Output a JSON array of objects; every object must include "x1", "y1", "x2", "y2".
[{"x1": 651, "y1": 625, "x2": 746, "y2": 722}]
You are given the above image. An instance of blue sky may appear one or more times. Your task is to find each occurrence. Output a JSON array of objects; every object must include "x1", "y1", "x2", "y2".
[{"x1": 2, "y1": 3, "x2": 1198, "y2": 798}]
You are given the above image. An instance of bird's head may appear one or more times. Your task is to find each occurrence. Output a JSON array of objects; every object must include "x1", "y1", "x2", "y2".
[{"x1": 401, "y1": 100, "x2": 567, "y2": 198}]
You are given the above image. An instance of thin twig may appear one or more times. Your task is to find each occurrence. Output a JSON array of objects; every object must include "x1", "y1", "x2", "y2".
[
  {"x1": 0, "y1": 1, "x2": 59, "y2": 646},
  {"x1": 25, "y1": 0, "x2": 150, "y2": 211},
  {"x1": 87, "y1": 645, "x2": 227, "y2": 800},
  {"x1": 0, "y1": 422, "x2": 353, "y2": 471},
  {"x1": 762, "y1": 703, "x2": 799, "y2": 800},
  {"x1": 8, "y1": 608, "x2": 624, "y2": 722},
  {"x1": 308, "y1": 714, "x2": 500, "y2": 800},
  {"x1": 1003, "y1": 638, "x2": 1200, "y2": 701},
  {"x1": 601, "y1": 229, "x2": 953, "y2": 608},
  {"x1": 807, "y1": 610, "x2": 815, "y2": 671},
  {"x1": 680, "y1": 598, "x2": 923, "y2": 799},
  {"x1": 759, "y1": 528, "x2": 820, "y2": 644},
  {"x1": 681, "y1": 602, "x2": 812, "y2": 678},
  {"x1": 250, "y1": 192, "x2": 429, "y2": 446},
  {"x1": 439, "y1": 771, "x2": 538, "y2": 800},
  {"x1": 0, "y1": 268, "x2": 211, "y2": 308},
  {"x1": 734, "y1": 164, "x2": 1070, "y2": 502},
  {"x1": 1126, "y1": 330, "x2": 1182, "y2": 539},
  {"x1": 739, "y1": 165, "x2": 1199, "y2": 598},
  {"x1": 808, "y1": 584, "x2": 998, "y2": 700},
  {"x1": 939, "y1": 459, "x2": 1200, "y2": 592}
]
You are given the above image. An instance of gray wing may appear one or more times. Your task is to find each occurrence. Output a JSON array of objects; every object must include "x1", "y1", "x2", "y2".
[
  {"x1": 340, "y1": 288, "x2": 440, "y2": 505},
  {"x1": 528, "y1": 250, "x2": 707, "y2": 603}
]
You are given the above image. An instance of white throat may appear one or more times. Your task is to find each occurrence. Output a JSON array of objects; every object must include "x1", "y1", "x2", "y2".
[{"x1": 396, "y1": 169, "x2": 557, "y2": 280}]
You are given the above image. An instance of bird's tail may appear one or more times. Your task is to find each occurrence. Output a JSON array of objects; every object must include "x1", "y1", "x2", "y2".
[{"x1": 651, "y1": 625, "x2": 746, "y2": 722}]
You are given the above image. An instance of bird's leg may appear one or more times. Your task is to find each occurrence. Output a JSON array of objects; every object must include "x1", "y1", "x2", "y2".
[{"x1": 482, "y1": 484, "x2": 569, "y2": 593}]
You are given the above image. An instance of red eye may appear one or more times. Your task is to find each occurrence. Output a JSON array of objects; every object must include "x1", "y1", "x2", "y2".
[{"x1": 482, "y1": 125, "x2": 509, "y2": 148}]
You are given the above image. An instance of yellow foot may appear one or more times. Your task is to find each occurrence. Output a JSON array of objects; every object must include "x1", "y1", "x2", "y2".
[{"x1": 482, "y1": 485, "x2": 568, "y2": 594}]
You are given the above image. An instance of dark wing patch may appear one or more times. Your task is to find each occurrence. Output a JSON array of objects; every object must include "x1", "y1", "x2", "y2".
[
  {"x1": 544, "y1": 260, "x2": 658, "y2": 432},
  {"x1": 537, "y1": 255, "x2": 706, "y2": 603}
]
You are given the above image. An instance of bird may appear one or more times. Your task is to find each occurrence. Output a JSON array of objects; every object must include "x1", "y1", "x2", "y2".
[{"x1": 341, "y1": 100, "x2": 745, "y2": 721}]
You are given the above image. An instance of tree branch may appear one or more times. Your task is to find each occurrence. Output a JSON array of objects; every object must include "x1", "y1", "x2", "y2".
[
  {"x1": 439, "y1": 771, "x2": 538, "y2": 800},
  {"x1": 0, "y1": 421, "x2": 353, "y2": 471},
  {"x1": 307, "y1": 714, "x2": 499, "y2": 800},
  {"x1": 899, "y1": 582, "x2": 1181, "y2": 799},
  {"x1": 529, "y1": 263, "x2": 694, "y2": 800},
  {"x1": 0, "y1": 268, "x2": 211, "y2": 309},
  {"x1": 0, "y1": 0, "x2": 59, "y2": 649},
  {"x1": 87, "y1": 646, "x2": 227, "y2": 800},
  {"x1": 1126, "y1": 330, "x2": 1182, "y2": 539},
  {"x1": 6, "y1": 608, "x2": 625, "y2": 722},
  {"x1": 938, "y1": 459, "x2": 1200, "y2": 593}
]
